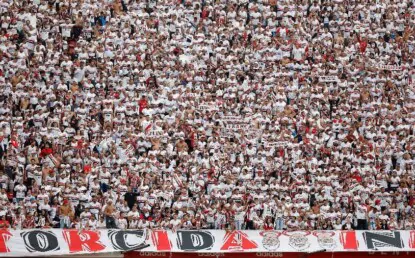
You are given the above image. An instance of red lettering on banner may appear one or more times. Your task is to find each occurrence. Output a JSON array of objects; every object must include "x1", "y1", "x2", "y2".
[
  {"x1": 151, "y1": 230, "x2": 172, "y2": 251},
  {"x1": 0, "y1": 230, "x2": 12, "y2": 253},
  {"x1": 221, "y1": 231, "x2": 258, "y2": 251},
  {"x1": 339, "y1": 231, "x2": 358, "y2": 250},
  {"x1": 409, "y1": 231, "x2": 415, "y2": 249},
  {"x1": 63, "y1": 230, "x2": 106, "y2": 253}
]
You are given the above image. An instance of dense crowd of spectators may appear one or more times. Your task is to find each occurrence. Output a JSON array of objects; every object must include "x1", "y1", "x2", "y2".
[{"x1": 0, "y1": 0, "x2": 414, "y2": 231}]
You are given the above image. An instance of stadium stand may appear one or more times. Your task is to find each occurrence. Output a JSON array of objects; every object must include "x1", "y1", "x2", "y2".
[{"x1": 0, "y1": 0, "x2": 413, "y2": 233}]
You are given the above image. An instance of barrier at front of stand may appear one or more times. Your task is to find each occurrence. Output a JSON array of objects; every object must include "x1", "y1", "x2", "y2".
[
  {"x1": 0, "y1": 230, "x2": 415, "y2": 257},
  {"x1": 141, "y1": 230, "x2": 415, "y2": 252},
  {"x1": 126, "y1": 252, "x2": 415, "y2": 258}
]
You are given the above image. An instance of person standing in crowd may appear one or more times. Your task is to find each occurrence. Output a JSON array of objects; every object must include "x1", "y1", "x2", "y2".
[
  {"x1": 59, "y1": 199, "x2": 73, "y2": 229},
  {"x1": 104, "y1": 200, "x2": 117, "y2": 229}
]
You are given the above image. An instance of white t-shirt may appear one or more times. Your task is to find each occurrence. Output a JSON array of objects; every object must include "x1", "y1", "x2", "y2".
[{"x1": 14, "y1": 184, "x2": 27, "y2": 198}]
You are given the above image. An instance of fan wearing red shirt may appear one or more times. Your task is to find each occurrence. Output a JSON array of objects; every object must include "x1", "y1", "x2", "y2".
[
  {"x1": 139, "y1": 96, "x2": 148, "y2": 113},
  {"x1": 263, "y1": 217, "x2": 274, "y2": 230},
  {"x1": 23, "y1": 214, "x2": 35, "y2": 229},
  {"x1": 352, "y1": 171, "x2": 362, "y2": 183},
  {"x1": 39, "y1": 143, "x2": 53, "y2": 158},
  {"x1": 356, "y1": 34, "x2": 368, "y2": 54},
  {"x1": 0, "y1": 216, "x2": 10, "y2": 229}
]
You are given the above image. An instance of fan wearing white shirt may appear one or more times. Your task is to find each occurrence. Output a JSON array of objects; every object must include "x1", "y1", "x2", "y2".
[
  {"x1": 233, "y1": 201, "x2": 245, "y2": 230},
  {"x1": 14, "y1": 181, "x2": 27, "y2": 202},
  {"x1": 355, "y1": 202, "x2": 369, "y2": 230},
  {"x1": 117, "y1": 213, "x2": 128, "y2": 229}
]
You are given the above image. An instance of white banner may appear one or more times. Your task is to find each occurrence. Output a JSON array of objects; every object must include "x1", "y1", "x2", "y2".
[
  {"x1": 266, "y1": 142, "x2": 286, "y2": 148},
  {"x1": 376, "y1": 64, "x2": 402, "y2": 71},
  {"x1": 226, "y1": 124, "x2": 245, "y2": 130},
  {"x1": 141, "y1": 230, "x2": 415, "y2": 253},
  {"x1": 198, "y1": 104, "x2": 218, "y2": 111},
  {"x1": 0, "y1": 229, "x2": 147, "y2": 257},
  {"x1": 1, "y1": 230, "x2": 415, "y2": 256},
  {"x1": 221, "y1": 116, "x2": 242, "y2": 122},
  {"x1": 147, "y1": 129, "x2": 164, "y2": 137},
  {"x1": 319, "y1": 76, "x2": 339, "y2": 82}
]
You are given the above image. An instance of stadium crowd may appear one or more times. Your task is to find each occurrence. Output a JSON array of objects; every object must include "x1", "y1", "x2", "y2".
[{"x1": 0, "y1": 0, "x2": 414, "y2": 231}]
